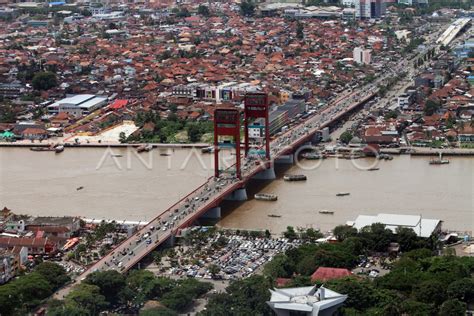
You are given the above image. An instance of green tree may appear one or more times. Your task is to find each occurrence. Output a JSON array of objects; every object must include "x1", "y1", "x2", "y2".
[
  {"x1": 424, "y1": 100, "x2": 441, "y2": 116},
  {"x1": 447, "y1": 278, "x2": 474, "y2": 302},
  {"x1": 32, "y1": 71, "x2": 57, "y2": 91},
  {"x1": 16, "y1": 272, "x2": 53, "y2": 308},
  {"x1": 203, "y1": 275, "x2": 271, "y2": 315},
  {"x1": 412, "y1": 279, "x2": 446, "y2": 306},
  {"x1": 283, "y1": 226, "x2": 298, "y2": 240},
  {"x1": 119, "y1": 131, "x2": 127, "y2": 143},
  {"x1": 339, "y1": 131, "x2": 353, "y2": 144},
  {"x1": 325, "y1": 277, "x2": 375, "y2": 311},
  {"x1": 240, "y1": 0, "x2": 255, "y2": 17},
  {"x1": 0, "y1": 283, "x2": 19, "y2": 315},
  {"x1": 439, "y1": 299, "x2": 466, "y2": 316},
  {"x1": 400, "y1": 300, "x2": 434, "y2": 316},
  {"x1": 396, "y1": 227, "x2": 418, "y2": 252},
  {"x1": 84, "y1": 270, "x2": 126, "y2": 305},
  {"x1": 187, "y1": 124, "x2": 202, "y2": 143},
  {"x1": 333, "y1": 225, "x2": 358, "y2": 241},
  {"x1": 65, "y1": 283, "x2": 108, "y2": 315},
  {"x1": 140, "y1": 307, "x2": 177, "y2": 316},
  {"x1": 263, "y1": 253, "x2": 293, "y2": 279},
  {"x1": 208, "y1": 264, "x2": 220, "y2": 278},
  {"x1": 35, "y1": 262, "x2": 70, "y2": 290},
  {"x1": 197, "y1": 5, "x2": 210, "y2": 17},
  {"x1": 46, "y1": 300, "x2": 90, "y2": 316},
  {"x1": 296, "y1": 21, "x2": 304, "y2": 40}
]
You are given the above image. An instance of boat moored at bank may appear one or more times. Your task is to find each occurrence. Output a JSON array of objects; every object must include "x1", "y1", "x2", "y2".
[
  {"x1": 283, "y1": 174, "x2": 307, "y2": 181},
  {"x1": 254, "y1": 193, "x2": 278, "y2": 201}
]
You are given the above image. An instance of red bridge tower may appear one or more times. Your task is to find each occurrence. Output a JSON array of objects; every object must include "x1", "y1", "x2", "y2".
[{"x1": 213, "y1": 108, "x2": 241, "y2": 179}]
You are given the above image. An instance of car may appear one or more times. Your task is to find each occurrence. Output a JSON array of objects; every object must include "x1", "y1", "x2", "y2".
[{"x1": 128, "y1": 250, "x2": 134, "y2": 255}]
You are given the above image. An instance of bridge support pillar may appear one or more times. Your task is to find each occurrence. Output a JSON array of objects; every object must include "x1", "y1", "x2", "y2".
[
  {"x1": 225, "y1": 188, "x2": 248, "y2": 201},
  {"x1": 201, "y1": 207, "x2": 221, "y2": 220},
  {"x1": 275, "y1": 154, "x2": 294, "y2": 164},
  {"x1": 253, "y1": 167, "x2": 276, "y2": 180}
]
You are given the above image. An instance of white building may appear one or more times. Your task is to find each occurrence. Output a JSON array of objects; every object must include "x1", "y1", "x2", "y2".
[
  {"x1": 267, "y1": 285, "x2": 347, "y2": 316},
  {"x1": 342, "y1": 0, "x2": 355, "y2": 6},
  {"x1": 347, "y1": 213, "x2": 442, "y2": 238},
  {"x1": 354, "y1": 0, "x2": 370, "y2": 18},
  {"x1": 47, "y1": 94, "x2": 108, "y2": 116},
  {"x1": 353, "y1": 47, "x2": 371, "y2": 64}
]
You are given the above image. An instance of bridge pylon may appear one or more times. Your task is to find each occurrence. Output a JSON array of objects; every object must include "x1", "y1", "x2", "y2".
[
  {"x1": 213, "y1": 108, "x2": 241, "y2": 179},
  {"x1": 244, "y1": 93, "x2": 270, "y2": 161}
]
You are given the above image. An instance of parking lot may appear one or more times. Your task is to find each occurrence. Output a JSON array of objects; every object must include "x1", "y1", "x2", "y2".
[{"x1": 154, "y1": 232, "x2": 302, "y2": 281}]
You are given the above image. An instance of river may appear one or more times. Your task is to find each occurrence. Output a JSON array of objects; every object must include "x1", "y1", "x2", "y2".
[{"x1": 0, "y1": 147, "x2": 472, "y2": 234}]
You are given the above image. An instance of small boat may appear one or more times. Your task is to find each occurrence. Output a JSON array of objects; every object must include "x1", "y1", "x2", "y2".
[
  {"x1": 367, "y1": 167, "x2": 379, "y2": 171},
  {"x1": 30, "y1": 147, "x2": 53, "y2": 152},
  {"x1": 336, "y1": 192, "x2": 350, "y2": 197},
  {"x1": 76, "y1": 186, "x2": 84, "y2": 191},
  {"x1": 302, "y1": 152, "x2": 326, "y2": 160},
  {"x1": 54, "y1": 145, "x2": 64, "y2": 153},
  {"x1": 137, "y1": 144, "x2": 153, "y2": 153},
  {"x1": 283, "y1": 174, "x2": 307, "y2": 181},
  {"x1": 429, "y1": 153, "x2": 449, "y2": 165},
  {"x1": 268, "y1": 214, "x2": 281, "y2": 218},
  {"x1": 31, "y1": 144, "x2": 57, "y2": 152},
  {"x1": 255, "y1": 193, "x2": 278, "y2": 201},
  {"x1": 319, "y1": 210, "x2": 334, "y2": 214},
  {"x1": 201, "y1": 146, "x2": 214, "y2": 154}
]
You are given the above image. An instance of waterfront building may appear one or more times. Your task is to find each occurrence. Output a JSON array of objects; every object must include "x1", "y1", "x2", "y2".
[
  {"x1": 47, "y1": 94, "x2": 108, "y2": 116},
  {"x1": 347, "y1": 213, "x2": 442, "y2": 238},
  {"x1": 267, "y1": 285, "x2": 347, "y2": 316}
]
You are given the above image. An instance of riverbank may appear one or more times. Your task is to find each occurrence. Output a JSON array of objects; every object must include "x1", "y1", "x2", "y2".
[
  {"x1": 380, "y1": 147, "x2": 474, "y2": 156},
  {"x1": 0, "y1": 142, "x2": 210, "y2": 149}
]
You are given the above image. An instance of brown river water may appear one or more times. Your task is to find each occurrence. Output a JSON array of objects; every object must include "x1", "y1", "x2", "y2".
[{"x1": 0, "y1": 147, "x2": 472, "y2": 234}]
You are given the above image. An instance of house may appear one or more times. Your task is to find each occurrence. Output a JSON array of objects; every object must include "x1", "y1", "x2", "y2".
[
  {"x1": 28, "y1": 225, "x2": 71, "y2": 238},
  {"x1": 26, "y1": 216, "x2": 81, "y2": 234},
  {"x1": 0, "y1": 254, "x2": 13, "y2": 284},
  {"x1": 0, "y1": 237, "x2": 59, "y2": 255},
  {"x1": 311, "y1": 267, "x2": 352, "y2": 282}
]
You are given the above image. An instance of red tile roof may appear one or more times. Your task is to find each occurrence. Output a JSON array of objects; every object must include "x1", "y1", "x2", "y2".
[{"x1": 311, "y1": 267, "x2": 351, "y2": 282}]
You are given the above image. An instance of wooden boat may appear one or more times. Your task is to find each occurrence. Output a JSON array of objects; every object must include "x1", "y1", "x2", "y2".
[
  {"x1": 302, "y1": 152, "x2": 326, "y2": 160},
  {"x1": 336, "y1": 192, "x2": 350, "y2": 197},
  {"x1": 268, "y1": 214, "x2": 281, "y2": 218},
  {"x1": 319, "y1": 210, "x2": 334, "y2": 214},
  {"x1": 283, "y1": 174, "x2": 307, "y2": 181},
  {"x1": 30, "y1": 147, "x2": 54, "y2": 152},
  {"x1": 255, "y1": 193, "x2": 278, "y2": 201}
]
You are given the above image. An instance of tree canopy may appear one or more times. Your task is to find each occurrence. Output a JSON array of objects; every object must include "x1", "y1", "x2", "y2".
[{"x1": 32, "y1": 71, "x2": 58, "y2": 91}]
